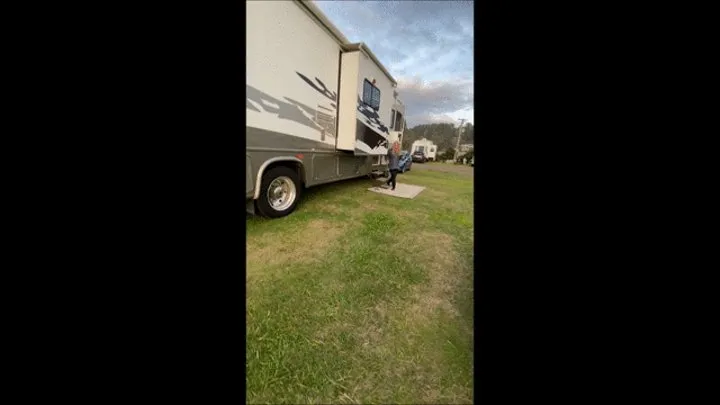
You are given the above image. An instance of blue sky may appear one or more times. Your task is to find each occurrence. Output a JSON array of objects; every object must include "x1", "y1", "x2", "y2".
[{"x1": 313, "y1": 0, "x2": 474, "y2": 127}]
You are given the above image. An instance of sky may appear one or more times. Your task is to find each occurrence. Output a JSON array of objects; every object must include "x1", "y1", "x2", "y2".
[{"x1": 313, "y1": 0, "x2": 474, "y2": 127}]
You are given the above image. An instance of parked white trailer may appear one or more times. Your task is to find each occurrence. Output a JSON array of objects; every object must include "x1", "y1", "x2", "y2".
[
  {"x1": 246, "y1": 0, "x2": 406, "y2": 217},
  {"x1": 411, "y1": 138, "x2": 438, "y2": 161}
]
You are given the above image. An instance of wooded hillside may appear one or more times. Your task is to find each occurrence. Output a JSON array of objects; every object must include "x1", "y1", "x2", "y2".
[{"x1": 401, "y1": 122, "x2": 474, "y2": 152}]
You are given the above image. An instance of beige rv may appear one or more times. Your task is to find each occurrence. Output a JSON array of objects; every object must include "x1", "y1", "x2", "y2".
[{"x1": 246, "y1": 0, "x2": 406, "y2": 217}]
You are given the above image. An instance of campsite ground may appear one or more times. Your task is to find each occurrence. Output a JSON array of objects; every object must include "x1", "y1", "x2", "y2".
[
  {"x1": 246, "y1": 168, "x2": 474, "y2": 404},
  {"x1": 413, "y1": 161, "x2": 475, "y2": 176}
]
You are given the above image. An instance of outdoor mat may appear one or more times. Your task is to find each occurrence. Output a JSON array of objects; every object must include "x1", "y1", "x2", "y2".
[{"x1": 368, "y1": 178, "x2": 426, "y2": 199}]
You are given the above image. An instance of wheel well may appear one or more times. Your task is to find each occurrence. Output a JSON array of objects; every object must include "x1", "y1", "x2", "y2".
[{"x1": 264, "y1": 160, "x2": 306, "y2": 187}]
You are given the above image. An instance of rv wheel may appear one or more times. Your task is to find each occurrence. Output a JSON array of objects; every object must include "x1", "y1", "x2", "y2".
[{"x1": 256, "y1": 166, "x2": 301, "y2": 218}]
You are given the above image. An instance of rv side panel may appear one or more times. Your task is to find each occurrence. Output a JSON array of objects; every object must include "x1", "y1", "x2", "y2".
[
  {"x1": 246, "y1": 1, "x2": 340, "y2": 149},
  {"x1": 353, "y1": 50, "x2": 396, "y2": 155},
  {"x1": 246, "y1": 154, "x2": 254, "y2": 198},
  {"x1": 336, "y1": 51, "x2": 360, "y2": 151}
]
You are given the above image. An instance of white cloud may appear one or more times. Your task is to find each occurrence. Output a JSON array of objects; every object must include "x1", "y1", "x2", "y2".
[
  {"x1": 395, "y1": 76, "x2": 473, "y2": 126},
  {"x1": 442, "y1": 108, "x2": 474, "y2": 124},
  {"x1": 313, "y1": 0, "x2": 474, "y2": 128},
  {"x1": 409, "y1": 108, "x2": 474, "y2": 126}
]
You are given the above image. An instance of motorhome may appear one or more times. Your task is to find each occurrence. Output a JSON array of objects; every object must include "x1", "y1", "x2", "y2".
[
  {"x1": 246, "y1": 0, "x2": 406, "y2": 218},
  {"x1": 410, "y1": 138, "x2": 438, "y2": 162}
]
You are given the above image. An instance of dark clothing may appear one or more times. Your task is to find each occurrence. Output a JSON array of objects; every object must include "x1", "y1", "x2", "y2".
[
  {"x1": 387, "y1": 149, "x2": 399, "y2": 171},
  {"x1": 387, "y1": 169, "x2": 398, "y2": 190}
]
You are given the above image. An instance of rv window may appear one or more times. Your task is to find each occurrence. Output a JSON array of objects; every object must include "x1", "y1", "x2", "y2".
[
  {"x1": 390, "y1": 109, "x2": 396, "y2": 128},
  {"x1": 363, "y1": 79, "x2": 381, "y2": 110},
  {"x1": 370, "y1": 87, "x2": 380, "y2": 109},
  {"x1": 394, "y1": 111, "x2": 404, "y2": 131},
  {"x1": 363, "y1": 80, "x2": 372, "y2": 106}
]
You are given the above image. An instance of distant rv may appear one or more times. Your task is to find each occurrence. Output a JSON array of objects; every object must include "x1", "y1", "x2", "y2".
[
  {"x1": 411, "y1": 138, "x2": 438, "y2": 161},
  {"x1": 246, "y1": 0, "x2": 407, "y2": 218},
  {"x1": 458, "y1": 143, "x2": 474, "y2": 153}
]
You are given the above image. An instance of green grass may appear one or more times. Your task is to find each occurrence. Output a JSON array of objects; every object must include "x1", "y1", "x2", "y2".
[{"x1": 246, "y1": 169, "x2": 474, "y2": 404}]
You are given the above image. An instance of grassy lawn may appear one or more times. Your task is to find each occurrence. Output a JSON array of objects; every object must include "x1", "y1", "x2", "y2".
[{"x1": 246, "y1": 168, "x2": 474, "y2": 404}]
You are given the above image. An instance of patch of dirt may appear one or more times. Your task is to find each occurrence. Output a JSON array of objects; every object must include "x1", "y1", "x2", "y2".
[
  {"x1": 358, "y1": 323, "x2": 385, "y2": 349},
  {"x1": 246, "y1": 219, "x2": 346, "y2": 276}
]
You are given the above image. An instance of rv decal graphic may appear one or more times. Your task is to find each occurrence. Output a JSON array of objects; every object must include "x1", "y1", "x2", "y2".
[
  {"x1": 296, "y1": 72, "x2": 337, "y2": 109},
  {"x1": 355, "y1": 95, "x2": 390, "y2": 151},
  {"x1": 356, "y1": 95, "x2": 389, "y2": 135},
  {"x1": 356, "y1": 118, "x2": 388, "y2": 150},
  {"x1": 246, "y1": 71, "x2": 338, "y2": 141}
]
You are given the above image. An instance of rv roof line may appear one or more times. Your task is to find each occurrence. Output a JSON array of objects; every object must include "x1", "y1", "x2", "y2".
[
  {"x1": 296, "y1": 1, "x2": 350, "y2": 44},
  {"x1": 297, "y1": 0, "x2": 397, "y2": 86},
  {"x1": 342, "y1": 43, "x2": 397, "y2": 86}
]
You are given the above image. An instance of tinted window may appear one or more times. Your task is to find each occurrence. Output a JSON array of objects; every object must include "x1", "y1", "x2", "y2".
[
  {"x1": 370, "y1": 88, "x2": 380, "y2": 109},
  {"x1": 363, "y1": 80, "x2": 373, "y2": 105},
  {"x1": 362, "y1": 79, "x2": 381, "y2": 110},
  {"x1": 394, "y1": 111, "x2": 404, "y2": 131}
]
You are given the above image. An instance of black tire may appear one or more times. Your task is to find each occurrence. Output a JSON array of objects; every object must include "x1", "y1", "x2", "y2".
[{"x1": 256, "y1": 166, "x2": 302, "y2": 218}]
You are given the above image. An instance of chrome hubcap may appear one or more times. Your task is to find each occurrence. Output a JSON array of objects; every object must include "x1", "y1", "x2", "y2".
[{"x1": 267, "y1": 176, "x2": 296, "y2": 211}]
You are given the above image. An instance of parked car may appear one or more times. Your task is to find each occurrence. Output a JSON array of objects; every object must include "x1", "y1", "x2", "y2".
[
  {"x1": 398, "y1": 151, "x2": 413, "y2": 172},
  {"x1": 412, "y1": 151, "x2": 427, "y2": 163}
]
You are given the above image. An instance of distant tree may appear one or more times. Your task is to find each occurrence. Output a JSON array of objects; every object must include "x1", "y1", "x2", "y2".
[
  {"x1": 462, "y1": 123, "x2": 474, "y2": 144},
  {"x1": 402, "y1": 122, "x2": 474, "y2": 154},
  {"x1": 459, "y1": 150, "x2": 474, "y2": 162},
  {"x1": 439, "y1": 148, "x2": 456, "y2": 161}
]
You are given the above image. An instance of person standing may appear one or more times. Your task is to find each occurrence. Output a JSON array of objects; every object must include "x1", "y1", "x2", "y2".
[{"x1": 385, "y1": 141, "x2": 400, "y2": 191}]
